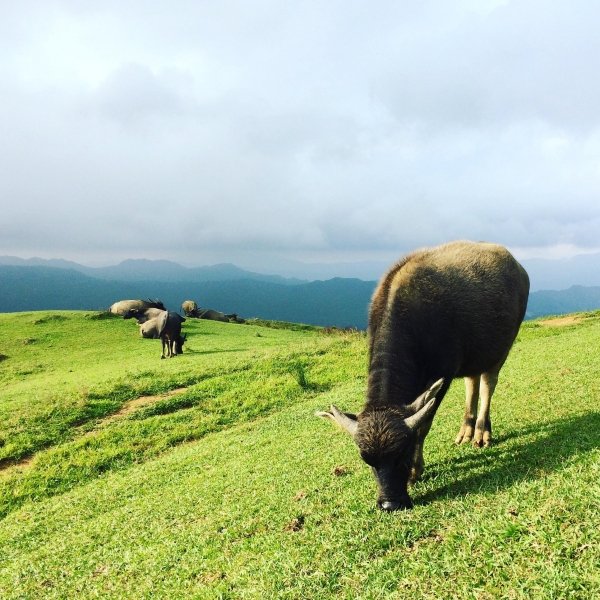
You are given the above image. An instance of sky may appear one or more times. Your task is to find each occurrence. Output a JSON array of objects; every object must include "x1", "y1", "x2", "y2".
[{"x1": 1, "y1": 0, "x2": 600, "y2": 272}]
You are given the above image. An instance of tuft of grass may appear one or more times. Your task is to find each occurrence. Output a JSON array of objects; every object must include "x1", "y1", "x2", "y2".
[
  {"x1": 32, "y1": 314, "x2": 69, "y2": 325},
  {"x1": 244, "y1": 318, "x2": 321, "y2": 332},
  {"x1": 290, "y1": 360, "x2": 311, "y2": 390},
  {"x1": 84, "y1": 311, "x2": 120, "y2": 321}
]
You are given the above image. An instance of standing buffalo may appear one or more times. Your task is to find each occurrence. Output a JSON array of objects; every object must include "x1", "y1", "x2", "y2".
[
  {"x1": 316, "y1": 241, "x2": 529, "y2": 511},
  {"x1": 181, "y1": 300, "x2": 198, "y2": 317},
  {"x1": 156, "y1": 311, "x2": 187, "y2": 358},
  {"x1": 109, "y1": 298, "x2": 165, "y2": 316},
  {"x1": 124, "y1": 308, "x2": 186, "y2": 357}
]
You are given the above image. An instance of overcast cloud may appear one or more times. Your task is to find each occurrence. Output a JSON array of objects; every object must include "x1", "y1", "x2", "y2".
[{"x1": 1, "y1": 0, "x2": 600, "y2": 269}]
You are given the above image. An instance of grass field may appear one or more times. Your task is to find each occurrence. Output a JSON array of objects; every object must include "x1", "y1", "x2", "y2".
[{"x1": 0, "y1": 310, "x2": 599, "y2": 598}]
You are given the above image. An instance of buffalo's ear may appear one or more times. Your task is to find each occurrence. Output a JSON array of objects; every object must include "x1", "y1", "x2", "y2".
[{"x1": 315, "y1": 405, "x2": 358, "y2": 437}]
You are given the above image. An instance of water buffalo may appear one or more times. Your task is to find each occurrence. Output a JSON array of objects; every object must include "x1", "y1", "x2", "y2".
[
  {"x1": 316, "y1": 241, "x2": 530, "y2": 511},
  {"x1": 201, "y1": 309, "x2": 244, "y2": 322},
  {"x1": 184, "y1": 305, "x2": 242, "y2": 323},
  {"x1": 139, "y1": 319, "x2": 159, "y2": 338},
  {"x1": 109, "y1": 298, "x2": 165, "y2": 316},
  {"x1": 181, "y1": 300, "x2": 198, "y2": 317},
  {"x1": 122, "y1": 307, "x2": 165, "y2": 324},
  {"x1": 156, "y1": 310, "x2": 187, "y2": 358}
]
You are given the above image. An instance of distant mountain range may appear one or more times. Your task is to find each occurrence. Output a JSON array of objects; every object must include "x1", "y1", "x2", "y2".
[
  {"x1": 2, "y1": 251, "x2": 600, "y2": 292},
  {"x1": 0, "y1": 256, "x2": 307, "y2": 286},
  {"x1": 0, "y1": 266, "x2": 374, "y2": 329},
  {"x1": 520, "y1": 253, "x2": 600, "y2": 292},
  {"x1": 2, "y1": 264, "x2": 600, "y2": 327}
]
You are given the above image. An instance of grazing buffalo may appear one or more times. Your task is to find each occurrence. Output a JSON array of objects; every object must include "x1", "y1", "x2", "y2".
[
  {"x1": 156, "y1": 311, "x2": 187, "y2": 358},
  {"x1": 316, "y1": 241, "x2": 529, "y2": 511},
  {"x1": 181, "y1": 300, "x2": 198, "y2": 317},
  {"x1": 109, "y1": 298, "x2": 165, "y2": 316}
]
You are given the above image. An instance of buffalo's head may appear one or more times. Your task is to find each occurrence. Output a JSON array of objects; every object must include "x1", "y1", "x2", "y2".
[
  {"x1": 123, "y1": 309, "x2": 142, "y2": 321},
  {"x1": 148, "y1": 298, "x2": 166, "y2": 310},
  {"x1": 174, "y1": 332, "x2": 187, "y2": 355},
  {"x1": 316, "y1": 379, "x2": 443, "y2": 511}
]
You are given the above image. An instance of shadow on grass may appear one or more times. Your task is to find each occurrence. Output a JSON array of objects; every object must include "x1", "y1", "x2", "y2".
[
  {"x1": 417, "y1": 411, "x2": 600, "y2": 505},
  {"x1": 182, "y1": 348, "x2": 246, "y2": 355}
]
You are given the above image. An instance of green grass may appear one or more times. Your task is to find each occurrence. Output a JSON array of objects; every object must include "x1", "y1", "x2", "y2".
[{"x1": 0, "y1": 310, "x2": 600, "y2": 598}]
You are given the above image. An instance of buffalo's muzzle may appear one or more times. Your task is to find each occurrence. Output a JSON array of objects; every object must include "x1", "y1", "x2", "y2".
[{"x1": 378, "y1": 497, "x2": 412, "y2": 511}]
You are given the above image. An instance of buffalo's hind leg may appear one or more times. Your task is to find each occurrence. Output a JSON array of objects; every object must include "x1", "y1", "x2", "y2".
[
  {"x1": 472, "y1": 353, "x2": 509, "y2": 448},
  {"x1": 472, "y1": 370, "x2": 497, "y2": 448},
  {"x1": 455, "y1": 376, "x2": 480, "y2": 445}
]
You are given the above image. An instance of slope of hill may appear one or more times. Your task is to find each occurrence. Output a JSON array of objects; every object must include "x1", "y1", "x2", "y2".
[
  {"x1": 0, "y1": 265, "x2": 374, "y2": 328},
  {"x1": 0, "y1": 311, "x2": 599, "y2": 598}
]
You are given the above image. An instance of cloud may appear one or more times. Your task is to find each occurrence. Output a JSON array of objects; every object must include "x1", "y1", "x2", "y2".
[{"x1": 1, "y1": 0, "x2": 600, "y2": 267}]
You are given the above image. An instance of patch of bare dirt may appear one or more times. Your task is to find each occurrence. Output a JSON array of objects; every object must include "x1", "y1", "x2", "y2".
[
  {"x1": 1, "y1": 388, "x2": 191, "y2": 476},
  {"x1": 285, "y1": 515, "x2": 305, "y2": 532},
  {"x1": 538, "y1": 316, "x2": 581, "y2": 327},
  {"x1": 112, "y1": 387, "x2": 189, "y2": 418},
  {"x1": 333, "y1": 465, "x2": 349, "y2": 476},
  {"x1": 0, "y1": 455, "x2": 34, "y2": 475}
]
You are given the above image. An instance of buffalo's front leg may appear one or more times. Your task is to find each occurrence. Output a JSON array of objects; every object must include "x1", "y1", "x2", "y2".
[{"x1": 455, "y1": 376, "x2": 480, "y2": 444}]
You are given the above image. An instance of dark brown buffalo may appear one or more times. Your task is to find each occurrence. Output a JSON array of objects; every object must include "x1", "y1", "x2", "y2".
[
  {"x1": 156, "y1": 310, "x2": 187, "y2": 358},
  {"x1": 184, "y1": 305, "x2": 242, "y2": 323},
  {"x1": 316, "y1": 241, "x2": 529, "y2": 511}
]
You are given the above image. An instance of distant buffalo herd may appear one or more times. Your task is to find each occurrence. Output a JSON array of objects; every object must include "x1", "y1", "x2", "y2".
[{"x1": 109, "y1": 298, "x2": 245, "y2": 359}]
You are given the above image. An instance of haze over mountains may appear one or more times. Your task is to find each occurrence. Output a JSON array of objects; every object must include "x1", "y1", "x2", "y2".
[
  {"x1": 2, "y1": 252, "x2": 600, "y2": 291},
  {"x1": 2, "y1": 253, "x2": 600, "y2": 327}
]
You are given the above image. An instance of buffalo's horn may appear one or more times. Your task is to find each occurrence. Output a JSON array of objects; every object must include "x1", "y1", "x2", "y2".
[
  {"x1": 406, "y1": 378, "x2": 444, "y2": 413},
  {"x1": 404, "y1": 398, "x2": 437, "y2": 431},
  {"x1": 315, "y1": 405, "x2": 358, "y2": 437}
]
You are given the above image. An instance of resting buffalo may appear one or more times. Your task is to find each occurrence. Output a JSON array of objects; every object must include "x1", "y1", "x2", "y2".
[
  {"x1": 139, "y1": 319, "x2": 159, "y2": 338},
  {"x1": 198, "y1": 309, "x2": 239, "y2": 322},
  {"x1": 109, "y1": 298, "x2": 165, "y2": 316},
  {"x1": 123, "y1": 307, "x2": 165, "y2": 324},
  {"x1": 184, "y1": 304, "x2": 244, "y2": 323},
  {"x1": 316, "y1": 241, "x2": 529, "y2": 511}
]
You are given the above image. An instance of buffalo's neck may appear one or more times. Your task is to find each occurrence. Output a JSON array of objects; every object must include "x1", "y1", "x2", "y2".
[{"x1": 366, "y1": 339, "x2": 425, "y2": 409}]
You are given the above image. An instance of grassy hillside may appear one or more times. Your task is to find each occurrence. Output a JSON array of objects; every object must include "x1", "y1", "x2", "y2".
[{"x1": 1, "y1": 310, "x2": 600, "y2": 598}]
